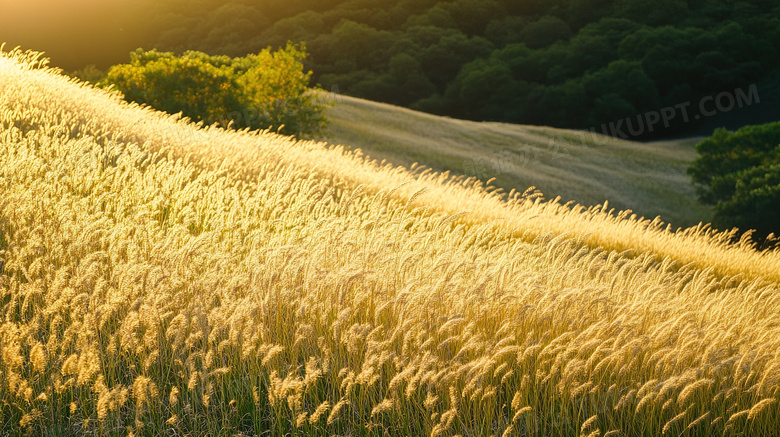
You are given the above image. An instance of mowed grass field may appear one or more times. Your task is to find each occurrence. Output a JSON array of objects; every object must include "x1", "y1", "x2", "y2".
[
  {"x1": 1, "y1": 48, "x2": 780, "y2": 437},
  {"x1": 322, "y1": 95, "x2": 711, "y2": 228}
]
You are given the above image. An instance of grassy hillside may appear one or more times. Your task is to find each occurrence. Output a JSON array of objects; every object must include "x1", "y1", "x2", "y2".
[
  {"x1": 1, "y1": 48, "x2": 780, "y2": 436},
  {"x1": 322, "y1": 95, "x2": 711, "y2": 228}
]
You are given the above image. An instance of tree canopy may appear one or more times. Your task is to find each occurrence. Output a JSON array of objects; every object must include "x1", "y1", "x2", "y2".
[
  {"x1": 103, "y1": 44, "x2": 329, "y2": 138},
  {"x1": 134, "y1": 0, "x2": 780, "y2": 138},
  {"x1": 689, "y1": 122, "x2": 780, "y2": 239}
]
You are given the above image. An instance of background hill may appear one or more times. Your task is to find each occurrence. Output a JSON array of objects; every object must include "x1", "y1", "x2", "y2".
[
  {"x1": 322, "y1": 94, "x2": 711, "y2": 227},
  {"x1": 3, "y1": 0, "x2": 779, "y2": 138}
]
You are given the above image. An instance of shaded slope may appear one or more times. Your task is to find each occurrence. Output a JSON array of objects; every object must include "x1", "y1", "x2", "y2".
[{"x1": 322, "y1": 95, "x2": 711, "y2": 228}]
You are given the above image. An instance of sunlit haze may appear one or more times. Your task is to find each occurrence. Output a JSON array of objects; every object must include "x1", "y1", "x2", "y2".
[{"x1": 0, "y1": 0, "x2": 154, "y2": 69}]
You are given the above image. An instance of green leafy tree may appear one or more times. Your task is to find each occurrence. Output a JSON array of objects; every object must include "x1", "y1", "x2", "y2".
[
  {"x1": 713, "y1": 164, "x2": 780, "y2": 239},
  {"x1": 402, "y1": 6, "x2": 458, "y2": 30},
  {"x1": 439, "y1": 0, "x2": 504, "y2": 35},
  {"x1": 234, "y1": 44, "x2": 329, "y2": 136},
  {"x1": 689, "y1": 123, "x2": 780, "y2": 238},
  {"x1": 614, "y1": 0, "x2": 689, "y2": 25},
  {"x1": 104, "y1": 49, "x2": 241, "y2": 124},
  {"x1": 446, "y1": 57, "x2": 521, "y2": 120},
  {"x1": 103, "y1": 44, "x2": 328, "y2": 137},
  {"x1": 581, "y1": 60, "x2": 659, "y2": 116},
  {"x1": 518, "y1": 16, "x2": 573, "y2": 49},
  {"x1": 567, "y1": 0, "x2": 614, "y2": 28},
  {"x1": 254, "y1": 11, "x2": 325, "y2": 50},
  {"x1": 484, "y1": 16, "x2": 527, "y2": 46},
  {"x1": 309, "y1": 20, "x2": 395, "y2": 71},
  {"x1": 417, "y1": 31, "x2": 494, "y2": 91}
]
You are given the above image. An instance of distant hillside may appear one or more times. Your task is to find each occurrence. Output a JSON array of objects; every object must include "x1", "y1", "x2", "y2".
[
  {"x1": 152, "y1": 0, "x2": 780, "y2": 139},
  {"x1": 3, "y1": 0, "x2": 779, "y2": 137},
  {"x1": 320, "y1": 94, "x2": 711, "y2": 228}
]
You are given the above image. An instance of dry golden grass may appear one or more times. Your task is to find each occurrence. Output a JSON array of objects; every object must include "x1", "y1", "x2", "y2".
[{"x1": 1, "y1": 47, "x2": 779, "y2": 436}]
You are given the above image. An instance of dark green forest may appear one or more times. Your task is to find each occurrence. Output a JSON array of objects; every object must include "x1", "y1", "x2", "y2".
[
  {"x1": 4, "y1": 0, "x2": 780, "y2": 137},
  {"x1": 137, "y1": 0, "x2": 780, "y2": 138}
]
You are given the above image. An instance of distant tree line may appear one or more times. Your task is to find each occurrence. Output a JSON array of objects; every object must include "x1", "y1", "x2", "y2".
[{"x1": 137, "y1": 0, "x2": 780, "y2": 138}]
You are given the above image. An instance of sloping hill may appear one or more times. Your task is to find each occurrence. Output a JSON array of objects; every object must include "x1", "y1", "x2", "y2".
[
  {"x1": 2, "y1": 49, "x2": 780, "y2": 436},
  {"x1": 322, "y1": 95, "x2": 711, "y2": 228}
]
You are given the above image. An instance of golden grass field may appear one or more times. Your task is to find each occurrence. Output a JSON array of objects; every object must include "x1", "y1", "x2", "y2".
[{"x1": 1, "y1": 48, "x2": 780, "y2": 436}]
